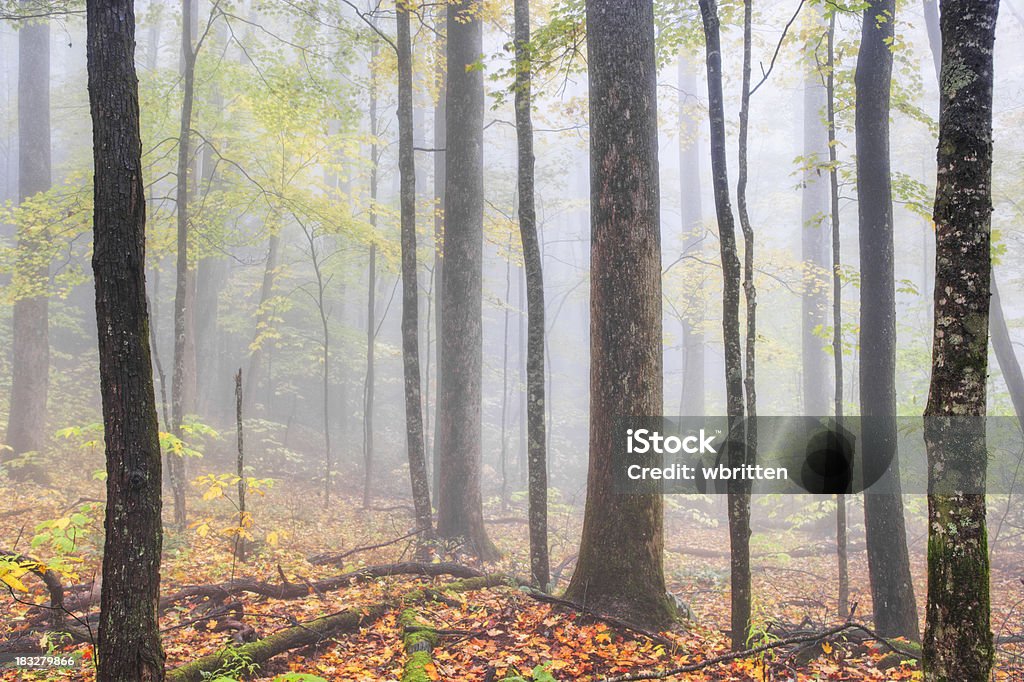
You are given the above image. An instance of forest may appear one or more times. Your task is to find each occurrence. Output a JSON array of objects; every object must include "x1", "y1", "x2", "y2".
[{"x1": 0, "y1": 0, "x2": 1020, "y2": 679}]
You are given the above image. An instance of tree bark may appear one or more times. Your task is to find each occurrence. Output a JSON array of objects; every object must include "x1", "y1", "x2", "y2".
[
  {"x1": 170, "y1": 0, "x2": 199, "y2": 529},
  {"x1": 825, "y1": 12, "x2": 850, "y2": 620},
  {"x1": 854, "y1": 0, "x2": 919, "y2": 641},
  {"x1": 435, "y1": 0, "x2": 498, "y2": 561},
  {"x1": 513, "y1": 0, "x2": 549, "y2": 591},
  {"x1": 4, "y1": 0, "x2": 51, "y2": 484},
  {"x1": 396, "y1": 0, "x2": 433, "y2": 544},
  {"x1": 86, "y1": 1, "x2": 166, "y2": 678},
  {"x1": 565, "y1": 0, "x2": 672, "y2": 629},
  {"x1": 923, "y1": 1, "x2": 999, "y2": 678},
  {"x1": 698, "y1": 0, "x2": 748, "y2": 649},
  {"x1": 363, "y1": 51, "x2": 379, "y2": 510},
  {"x1": 431, "y1": 6, "x2": 446, "y2": 500}
]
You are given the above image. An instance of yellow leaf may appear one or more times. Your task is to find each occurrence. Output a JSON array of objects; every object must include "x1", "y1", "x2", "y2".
[
  {"x1": 1, "y1": 572, "x2": 29, "y2": 592},
  {"x1": 266, "y1": 531, "x2": 279, "y2": 547},
  {"x1": 822, "y1": 641, "x2": 833, "y2": 655},
  {"x1": 202, "y1": 486, "x2": 223, "y2": 501}
]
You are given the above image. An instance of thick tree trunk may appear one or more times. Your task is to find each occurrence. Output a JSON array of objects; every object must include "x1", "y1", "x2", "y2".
[
  {"x1": 170, "y1": 0, "x2": 199, "y2": 529},
  {"x1": 801, "y1": 5, "x2": 831, "y2": 417},
  {"x1": 825, "y1": 13, "x2": 850, "y2": 620},
  {"x1": 513, "y1": 0, "x2": 549, "y2": 591},
  {"x1": 854, "y1": 0, "x2": 919, "y2": 641},
  {"x1": 435, "y1": 0, "x2": 498, "y2": 561},
  {"x1": 923, "y1": 2, "x2": 999, "y2": 678},
  {"x1": 698, "y1": 0, "x2": 748, "y2": 649},
  {"x1": 396, "y1": 1, "x2": 433, "y2": 544},
  {"x1": 677, "y1": 51, "x2": 705, "y2": 418},
  {"x1": 4, "y1": 0, "x2": 51, "y2": 484},
  {"x1": 565, "y1": 0, "x2": 672, "y2": 629},
  {"x1": 86, "y1": 1, "x2": 166, "y2": 678}
]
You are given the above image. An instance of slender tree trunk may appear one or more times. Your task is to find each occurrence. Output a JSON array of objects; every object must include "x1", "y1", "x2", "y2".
[
  {"x1": 500, "y1": 233, "x2": 512, "y2": 511},
  {"x1": 825, "y1": 13, "x2": 849, "y2": 620},
  {"x1": 733, "y1": 0, "x2": 758, "y2": 651},
  {"x1": 677, "y1": 51, "x2": 705, "y2": 418},
  {"x1": 243, "y1": 230, "x2": 281, "y2": 416},
  {"x1": 699, "y1": 0, "x2": 748, "y2": 650},
  {"x1": 518, "y1": 267, "x2": 527, "y2": 488},
  {"x1": 923, "y1": 2, "x2": 999, "y2": 678},
  {"x1": 855, "y1": 0, "x2": 919, "y2": 641},
  {"x1": 396, "y1": 1, "x2": 433, "y2": 543},
  {"x1": 363, "y1": 48, "x2": 379, "y2": 510},
  {"x1": 509, "y1": 0, "x2": 544, "y2": 585},
  {"x1": 86, "y1": 1, "x2": 166, "y2": 677},
  {"x1": 170, "y1": 0, "x2": 199, "y2": 529},
  {"x1": 801, "y1": 4, "x2": 831, "y2": 416},
  {"x1": 435, "y1": 0, "x2": 499, "y2": 561},
  {"x1": 4, "y1": 0, "x2": 51, "y2": 484},
  {"x1": 431, "y1": 6, "x2": 446, "y2": 501},
  {"x1": 235, "y1": 368, "x2": 246, "y2": 562},
  {"x1": 565, "y1": 0, "x2": 672, "y2": 628}
]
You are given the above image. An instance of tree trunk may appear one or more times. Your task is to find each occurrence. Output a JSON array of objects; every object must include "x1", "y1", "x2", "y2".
[
  {"x1": 396, "y1": 1, "x2": 434, "y2": 544},
  {"x1": 431, "y1": 7, "x2": 446, "y2": 500},
  {"x1": 170, "y1": 0, "x2": 199, "y2": 529},
  {"x1": 565, "y1": 0, "x2": 672, "y2": 629},
  {"x1": 435, "y1": 0, "x2": 498, "y2": 561},
  {"x1": 363, "y1": 50, "x2": 379, "y2": 510},
  {"x1": 243, "y1": 231, "x2": 281, "y2": 416},
  {"x1": 801, "y1": 4, "x2": 831, "y2": 417},
  {"x1": 677, "y1": 51, "x2": 705, "y2": 418},
  {"x1": 235, "y1": 368, "x2": 246, "y2": 562},
  {"x1": 500, "y1": 234, "x2": 512, "y2": 511},
  {"x1": 854, "y1": 0, "x2": 919, "y2": 641},
  {"x1": 698, "y1": 0, "x2": 747, "y2": 649},
  {"x1": 513, "y1": 0, "x2": 549, "y2": 591},
  {"x1": 4, "y1": 0, "x2": 51, "y2": 484},
  {"x1": 733, "y1": 0, "x2": 758, "y2": 652},
  {"x1": 825, "y1": 12, "x2": 849, "y2": 620},
  {"x1": 86, "y1": 1, "x2": 166, "y2": 678},
  {"x1": 923, "y1": 1, "x2": 998, "y2": 678}
]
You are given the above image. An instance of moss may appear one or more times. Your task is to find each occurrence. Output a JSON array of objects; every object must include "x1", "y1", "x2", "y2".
[{"x1": 401, "y1": 650, "x2": 436, "y2": 682}]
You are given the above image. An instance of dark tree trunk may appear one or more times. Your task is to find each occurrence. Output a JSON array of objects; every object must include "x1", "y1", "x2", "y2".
[
  {"x1": 923, "y1": 1, "x2": 999, "y2": 678},
  {"x1": 825, "y1": 13, "x2": 850, "y2": 619},
  {"x1": 435, "y1": 0, "x2": 498, "y2": 561},
  {"x1": 4, "y1": 0, "x2": 51, "y2": 484},
  {"x1": 564, "y1": 0, "x2": 672, "y2": 629},
  {"x1": 922, "y1": 0, "x2": 1024, "y2": 429},
  {"x1": 396, "y1": 0, "x2": 433, "y2": 544},
  {"x1": 513, "y1": 0, "x2": 549, "y2": 591},
  {"x1": 854, "y1": 0, "x2": 919, "y2": 641},
  {"x1": 801, "y1": 5, "x2": 831, "y2": 417},
  {"x1": 170, "y1": 0, "x2": 199, "y2": 529},
  {"x1": 733, "y1": 0, "x2": 758, "y2": 652},
  {"x1": 234, "y1": 368, "x2": 246, "y2": 562},
  {"x1": 86, "y1": 1, "x2": 166, "y2": 678},
  {"x1": 699, "y1": 0, "x2": 748, "y2": 650}
]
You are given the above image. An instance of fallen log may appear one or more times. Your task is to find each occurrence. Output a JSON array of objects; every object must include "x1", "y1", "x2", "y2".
[
  {"x1": 165, "y1": 574, "x2": 510, "y2": 682},
  {"x1": 400, "y1": 609, "x2": 439, "y2": 682},
  {"x1": 1, "y1": 549, "x2": 65, "y2": 630},
  {"x1": 160, "y1": 561, "x2": 485, "y2": 611}
]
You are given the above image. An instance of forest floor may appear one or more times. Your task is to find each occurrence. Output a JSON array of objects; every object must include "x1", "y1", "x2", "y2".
[{"x1": 2, "y1": 475, "x2": 1023, "y2": 681}]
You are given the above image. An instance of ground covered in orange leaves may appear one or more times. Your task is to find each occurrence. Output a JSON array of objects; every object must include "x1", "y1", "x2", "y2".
[{"x1": 2, "y1": 476, "x2": 1023, "y2": 681}]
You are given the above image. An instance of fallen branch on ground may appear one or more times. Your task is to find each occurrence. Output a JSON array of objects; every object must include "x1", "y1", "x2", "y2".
[
  {"x1": 601, "y1": 621, "x2": 918, "y2": 681},
  {"x1": 307, "y1": 529, "x2": 424, "y2": 565},
  {"x1": 165, "y1": 574, "x2": 510, "y2": 682},
  {"x1": 160, "y1": 561, "x2": 485, "y2": 611},
  {"x1": 517, "y1": 586, "x2": 676, "y2": 649}
]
